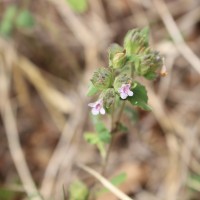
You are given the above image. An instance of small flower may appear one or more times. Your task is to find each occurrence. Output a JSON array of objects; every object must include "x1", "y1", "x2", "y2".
[
  {"x1": 88, "y1": 99, "x2": 105, "y2": 115},
  {"x1": 118, "y1": 84, "x2": 133, "y2": 99}
]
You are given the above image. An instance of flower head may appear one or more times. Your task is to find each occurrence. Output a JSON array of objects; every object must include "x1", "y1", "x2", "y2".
[
  {"x1": 118, "y1": 84, "x2": 133, "y2": 99},
  {"x1": 88, "y1": 99, "x2": 105, "y2": 115},
  {"x1": 91, "y1": 67, "x2": 112, "y2": 90}
]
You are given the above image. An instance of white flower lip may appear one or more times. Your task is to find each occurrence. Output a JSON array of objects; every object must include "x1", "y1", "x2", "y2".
[
  {"x1": 119, "y1": 83, "x2": 134, "y2": 99},
  {"x1": 88, "y1": 99, "x2": 106, "y2": 115}
]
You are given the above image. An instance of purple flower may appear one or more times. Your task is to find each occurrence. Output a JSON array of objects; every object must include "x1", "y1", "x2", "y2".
[
  {"x1": 118, "y1": 83, "x2": 133, "y2": 99},
  {"x1": 88, "y1": 99, "x2": 106, "y2": 115}
]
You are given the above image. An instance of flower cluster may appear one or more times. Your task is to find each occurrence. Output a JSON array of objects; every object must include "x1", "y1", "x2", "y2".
[{"x1": 87, "y1": 27, "x2": 165, "y2": 115}]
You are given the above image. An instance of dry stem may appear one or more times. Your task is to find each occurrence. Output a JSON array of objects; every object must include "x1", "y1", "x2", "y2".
[
  {"x1": 152, "y1": 0, "x2": 200, "y2": 74},
  {"x1": 0, "y1": 64, "x2": 42, "y2": 200}
]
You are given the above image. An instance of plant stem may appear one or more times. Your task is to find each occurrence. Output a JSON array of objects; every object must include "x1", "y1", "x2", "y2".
[{"x1": 101, "y1": 101, "x2": 126, "y2": 176}]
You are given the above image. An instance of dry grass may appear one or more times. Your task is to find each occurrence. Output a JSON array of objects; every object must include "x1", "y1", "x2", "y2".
[{"x1": 0, "y1": 0, "x2": 200, "y2": 200}]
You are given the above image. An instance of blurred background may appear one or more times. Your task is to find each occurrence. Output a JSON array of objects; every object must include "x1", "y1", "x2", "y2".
[{"x1": 0, "y1": 0, "x2": 200, "y2": 200}]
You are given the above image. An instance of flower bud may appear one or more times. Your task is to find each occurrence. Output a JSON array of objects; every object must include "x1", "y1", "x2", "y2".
[
  {"x1": 114, "y1": 74, "x2": 132, "y2": 93},
  {"x1": 108, "y1": 44, "x2": 126, "y2": 69},
  {"x1": 135, "y1": 51, "x2": 163, "y2": 77},
  {"x1": 102, "y1": 88, "x2": 116, "y2": 108},
  {"x1": 112, "y1": 52, "x2": 126, "y2": 69},
  {"x1": 124, "y1": 27, "x2": 149, "y2": 55},
  {"x1": 91, "y1": 67, "x2": 112, "y2": 90}
]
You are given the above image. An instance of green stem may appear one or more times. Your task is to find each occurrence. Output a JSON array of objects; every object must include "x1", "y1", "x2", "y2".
[{"x1": 101, "y1": 101, "x2": 126, "y2": 176}]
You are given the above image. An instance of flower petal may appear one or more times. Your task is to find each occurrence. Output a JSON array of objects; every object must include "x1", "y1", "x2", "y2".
[
  {"x1": 120, "y1": 92, "x2": 128, "y2": 99},
  {"x1": 100, "y1": 108, "x2": 105, "y2": 115},
  {"x1": 91, "y1": 108, "x2": 99, "y2": 115},
  {"x1": 88, "y1": 102, "x2": 96, "y2": 107},
  {"x1": 128, "y1": 90, "x2": 133, "y2": 96}
]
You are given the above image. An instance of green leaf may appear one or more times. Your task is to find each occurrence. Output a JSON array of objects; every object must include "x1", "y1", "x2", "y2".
[
  {"x1": 128, "y1": 82, "x2": 151, "y2": 111},
  {"x1": 144, "y1": 71, "x2": 157, "y2": 80},
  {"x1": 87, "y1": 82, "x2": 99, "y2": 96},
  {"x1": 0, "y1": 20, "x2": 13, "y2": 37},
  {"x1": 3, "y1": 5, "x2": 18, "y2": 21},
  {"x1": 97, "y1": 172, "x2": 127, "y2": 195},
  {"x1": 84, "y1": 132, "x2": 107, "y2": 158},
  {"x1": 98, "y1": 130, "x2": 111, "y2": 143},
  {"x1": 69, "y1": 180, "x2": 89, "y2": 200},
  {"x1": 66, "y1": 0, "x2": 88, "y2": 13},
  {"x1": 187, "y1": 173, "x2": 200, "y2": 193},
  {"x1": 0, "y1": 189, "x2": 15, "y2": 200},
  {"x1": 110, "y1": 172, "x2": 127, "y2": 186},
  {"x1": 95, "y1": 122, "x2": 111, "y2": 143},
  {"x1": 84, "y1": 132, "x2": 99, "y2": 144},
  {"x1": 97, "y1": 142, "x2": 106, "y2": 158},
  {"x1": 95, "y1": 122, "x2": 106, "y2": 133},
  {"x1": 16, "y1": 10, "x2": 34, "y2": 28},
  {"x1": 0, "y1": 5, "x2": 18, "y2": 37}
]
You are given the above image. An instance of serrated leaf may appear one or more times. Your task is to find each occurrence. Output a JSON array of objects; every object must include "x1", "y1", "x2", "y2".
[
  {"x1": 87, "y1": 82, "x2": 99, "y2": 96},
  {"x1": 16, "y1": 10, "x2": 34, "y2": 28},
  {"x1": 66, "y1": 0, "x2": 88, "y2": 13},
  {"x1": 128, "y1": 82, "x2": 151, "y2": 111}
]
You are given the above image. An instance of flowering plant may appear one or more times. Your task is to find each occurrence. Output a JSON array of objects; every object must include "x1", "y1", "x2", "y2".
[
  {"x1": 85, "y1": 27, "x2": 165, "y2": 176},
  {"x1": 68, "y1": 27, "x2": 167, "y2": 200}
]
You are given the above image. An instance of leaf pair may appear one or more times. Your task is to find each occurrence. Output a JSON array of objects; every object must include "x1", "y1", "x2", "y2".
[{"x1": 84, "y1": 121, "x2": 111, "y2": 157}]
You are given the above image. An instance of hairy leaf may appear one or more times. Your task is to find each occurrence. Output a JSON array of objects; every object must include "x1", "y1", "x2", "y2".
[{"x1": 128, "y1": 82, "x2": 151, "y2": 111}]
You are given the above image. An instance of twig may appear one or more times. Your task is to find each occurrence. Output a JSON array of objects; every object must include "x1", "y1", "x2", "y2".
[
  {"x1": 46, "y1": 0, "x2": 95, "y2": 47},
  {"x1": 40, "y1": 91, "x2": 87, "y2": 199},
  {"x1": 39, "y1": 120, "x2": 74, "y2": 199},
  {"x1": 18, "y1": 57, "x2": 73, "y2": 114},
  {"x1": 78, "y1": 164, "x2": 134, "y2": 200},
  {"x1": 152, "y1": 0, "x2": 200, "y2": 74},
  {"x1": 0, "y1": 65, "x2": 43, "y2": 200}
]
